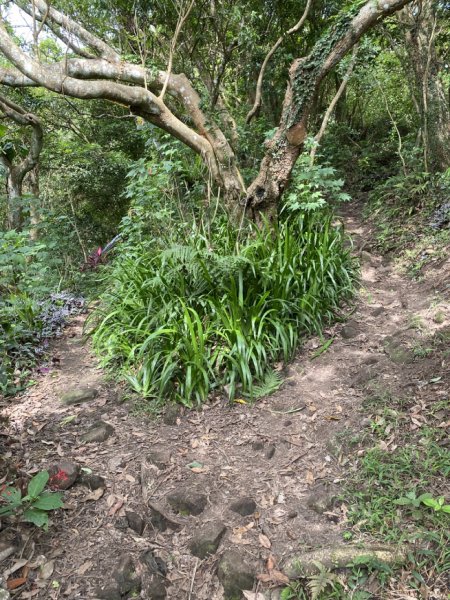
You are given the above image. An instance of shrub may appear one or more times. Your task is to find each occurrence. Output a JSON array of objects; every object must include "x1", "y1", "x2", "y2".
[{"x1": 89, "y1": 202, "x2": 356, "y2": 407}]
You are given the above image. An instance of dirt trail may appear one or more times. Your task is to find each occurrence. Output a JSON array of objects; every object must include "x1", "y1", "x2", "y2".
[{"x1": 1, "y1": 200, "x2": 449, "y2": 599}]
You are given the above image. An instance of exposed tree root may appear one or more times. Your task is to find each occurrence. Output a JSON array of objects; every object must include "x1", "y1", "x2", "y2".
[{"x1": 285, "y1": 544, "x2": 407, "y2": 578}]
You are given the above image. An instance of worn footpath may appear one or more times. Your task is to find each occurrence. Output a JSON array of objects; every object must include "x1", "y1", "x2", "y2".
[{"x1": 1, "y1": 201, "x2": 449, "y2": 599}]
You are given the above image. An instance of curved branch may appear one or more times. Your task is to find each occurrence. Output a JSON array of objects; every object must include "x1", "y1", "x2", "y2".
[
  {"x1": 245, "y1": 0, "x2": 414, "y2": 215},
  {"x1": 160, "y1": 0, "x2": 196, "y2": 101},
  {"x1": 309, "y1": 44, "x2": 359, "y2": 165},
  {"x1": 14, "y1": 0, "x2": 120, "y2": 62},
  {"x1": 19, "y1": 1, "x2": 96, "y2": 59},
  {"x1": 246, "y1": 0, "x2": 313, "y2": 124},
  {"x1": 0, "y1": 92, "x2": 43, "y2": 181}
]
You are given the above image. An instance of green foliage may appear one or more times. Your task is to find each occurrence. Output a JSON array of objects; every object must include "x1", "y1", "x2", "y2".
[
  {"x1": 342, "y1": 382, "x2": 450, "y2": 594},
  {"x1": 308, "y1": 563, "x2": 344, "y2": 599},
  {"x1": 0, "y1": 471, "x2": 64, "y2": 530},
  {"x1": 364, "y1": 169, "x2": 450, "y2": 275},
  {"x1": 0, "y1": 230, "x2": 49, "y2": 394},
  {"x1": 283, "y1": 152, "x2": 351, "y2": 214},
  {"x1": 395, "y1": 491, "x2": 450, "y2": 515},
  {"x1": 89, "y1": 166, "x2": 356, "y2": 407}
]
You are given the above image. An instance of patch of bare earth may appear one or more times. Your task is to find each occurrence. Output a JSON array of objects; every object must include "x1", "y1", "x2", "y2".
[{"x1": 1, "y1": 201, "x2": 449, "y2": 599}]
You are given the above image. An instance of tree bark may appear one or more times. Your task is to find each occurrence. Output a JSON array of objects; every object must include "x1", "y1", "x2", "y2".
[
  {"x1": 402, "y1": 1, "x2": 450, "y2": 172},
  {"x1": 245, "y1": 0, "x2": 414, "y2": 219},
  {"x1": 0, "y1": 94, "x2": 43, "y2": 230}
]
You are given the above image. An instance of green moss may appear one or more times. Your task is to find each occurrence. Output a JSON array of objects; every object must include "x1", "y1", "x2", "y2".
[{"x1": 286, "y1": 10, "x2": 358, "y2": 129}]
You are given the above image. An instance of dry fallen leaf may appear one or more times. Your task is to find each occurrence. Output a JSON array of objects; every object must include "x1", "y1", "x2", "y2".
[
  {"x1": 270, "y1": 569, "x2": 290, "y2": 585},
  {"x1": 108, "y1": 498, "x2": 124, "y2": 516},
  {"x1": 231, "y1": 522, "x2": 254, "y2": 545},
  {"x1": 258, "y1": 533, "x2": 271, "y2": 549},
  {"x1": 7, "y1": 577, "x2": 27, "y2": 590},
  {"x1": 305, "y1": 469, "x2": 315, "y2": 484},
  {"x1": 77, "y1": 560, "x2": 93, "y2": 576},
  {"x1": 39, "y1": 560, "x2": 54, "y2": 580},
  {"x1": 83, "y1": 487, "x2": 104, "y2": 502},
  {"x1": 257, "y1": 569, "x2": 289, "y2": 585},
  {"x1": 3, "y1": 558, "x2": 29, "y2": 579},
  {"x1": 20, "y1": 591, "x2": 39, "y2": 598},
  {"x1": 243, "y1": 592, "x2": 265, "y2": 600}
]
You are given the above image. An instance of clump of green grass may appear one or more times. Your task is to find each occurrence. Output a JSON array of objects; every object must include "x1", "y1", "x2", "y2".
[
  {"x1": 342, "y1": 388, "x2": 450, "y2": 596},
  {"x1": 88, "y1": 207, "x2": 356, "y2": 407}
]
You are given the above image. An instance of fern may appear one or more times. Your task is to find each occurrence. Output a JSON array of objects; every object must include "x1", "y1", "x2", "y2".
[
  {"x1": 307, "y1": 562, "x2": 344, "y2": 600},
  {"x1": 280, "y1": 587, "x2": 294, "y2": 600},
  {"x1": 244, "y1": 369, "x2": 283, "y2": 399}
]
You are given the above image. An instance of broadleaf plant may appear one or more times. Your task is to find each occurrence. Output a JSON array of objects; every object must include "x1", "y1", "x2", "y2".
[{"x1": 0, "y1": 470, "x2": 64, "y2": 530}]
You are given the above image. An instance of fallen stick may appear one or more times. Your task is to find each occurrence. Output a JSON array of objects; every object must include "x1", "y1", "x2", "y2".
[{"x1": 285, "y1": 544, "x2": 406, "y2": 578}]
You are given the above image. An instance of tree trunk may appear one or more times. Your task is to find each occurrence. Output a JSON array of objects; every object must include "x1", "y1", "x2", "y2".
[
  {"x1": 6, "y1": 170, "x2": 23, "y2": 230},
  {"x1": 28, "y1": 167, "x2": 40, "y2": 240},
  {"x1": 403, "y1": 0, "x2": 450, "y2": 172},
  {"x1": 245, "y1": 0, "x2": 414, "y2": 219},
  {"x1": 0, "y1": 94, "x2": 43, "y2": 231}
]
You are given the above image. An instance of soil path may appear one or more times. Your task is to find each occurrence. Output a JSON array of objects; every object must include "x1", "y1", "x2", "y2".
[{"x1": 1, "y1": 200, "x2": 449, "y2": 599}]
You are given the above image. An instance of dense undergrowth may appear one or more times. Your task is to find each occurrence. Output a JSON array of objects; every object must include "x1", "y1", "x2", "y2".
[
  {"x1": 88, "y1": 153, "x2": 357, "y2": 407},
  {"x1": 364, "y1": 169, "x2": 450, "y2": 277},
  {"x1": 0, "y1": 229, "x2": 87, "y2": 395}
]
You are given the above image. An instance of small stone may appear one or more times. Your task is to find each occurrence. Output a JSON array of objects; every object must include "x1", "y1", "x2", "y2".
[
  {"x1": 113, "y1": 554, "x2": 141, "y2": 596},
  {"x1": 265, "y1": 444, "x2": 276, "y2": 459},
  {"x1": 167, "y1": 490, "x2": 207, "y2": 516},
  {"x1": 252, "y1": 440, "x2": 265, "y2": 451},
  {"x1": 61, "y1": 387, "x2": 98, "y2": 405},
  {"x1": 142, "y1": 576, "x2": 167, "y2": 599},
  {"x1": 94, "y1": 583, "x2": 121, "y2": 600},
  {"x1": 48, "y1": 459, "x2": 79, "y2": 490},
  {"x1": 148, "y1": 507, "x2": 170, "y2": 532},
  {"x1": 341, "y1": 321, "x2": 360, "y2": 339},
  {"x1": 217, "y1": 550, "x2": 255, "y2": 599},
  {"x1": 230, "y1": 497, "x2": 256, "y2": 516},
  {"x1": 81, "y1": 420, "x2": 114, "y2": 443},
  {"x1": 383, "y1": 336, "x2": 412, "y2": 365},
  {"x1": 284, "y1": 420, "x2": 293, "y2": 427},
  {"x1": 115, "y1": 516, "x2": 128, "y2": 531},
  {"x1": 306, "y1": 487, "x2": 336, "y2": 515},
  {"x1": 140, "y1": 551, "x2": 167, "y2": 576},
  {"x1": 126, "y1": 511, "x2": 146, "y2": 535},
  {"x1": 361, "y1": 250, "x2": 374, "y2": 265},
  {"x1": 189, "y1": 522, "x2": 226, "y2": 558},
  {"x1": 287, "y1": 379, "x2": 297, "y2": 387},
  {"x1": 362, "y1": 355, "x2": 380, "y2": 366},
  {"x1": 351, "y1": 367, "x2": 376, "y2": 388},
  {"x1": 140, "y1": 552, "x2": 167, "y2": 599},
  {"x1": 287, "y1": 510, "x2": 298, "y2": 519},
  {"x1": 146, "y1": 450, "x2": 169, "y2": 470},
  {"x1": 78, "y1": 473, "x2": 106, "y2": 490},
  {"x1": 163, "y1": 403, "x2": 179, "y2": 425},
  {"x1": 371, "y1": 306, "x2": 384, "y2": 317}
]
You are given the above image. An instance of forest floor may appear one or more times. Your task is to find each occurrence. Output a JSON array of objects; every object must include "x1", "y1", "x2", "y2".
[{"x1": 1, "y1": 199, "x2": 449, "y2": 600}]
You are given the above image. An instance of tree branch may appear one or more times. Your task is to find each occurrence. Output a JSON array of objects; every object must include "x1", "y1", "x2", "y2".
[
  {"x1": 309, "y1": 44, "x2": 359, "y2": 166},
  {"x1": 160, "y1": 0, "x2": 196, "y2": 101},
  {"x1": 0, "y1": 92, "x2": 43, "y2": 181},
  {"x1": 15, "y1": 0, "x2": 120, "y2": 62},
  {"x1": 246, "y1": 0, "x2": 313, "y2": 124}
]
